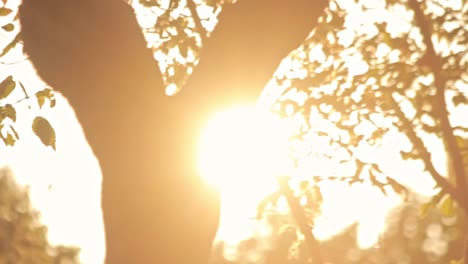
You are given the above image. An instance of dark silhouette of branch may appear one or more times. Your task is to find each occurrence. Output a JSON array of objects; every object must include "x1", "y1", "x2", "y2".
[
  {"x1": 389, "y1": 91, "x2": 468, "y2": 212},
  {"x1": 278, "y1": 176, "x2": 323, "y2": 264},
  {"x1": 408, "y1": 0, "x2": 468, "y2": 209},
  {"x1": 186, "y1": 0, "x2": 207, "y2": 41}
]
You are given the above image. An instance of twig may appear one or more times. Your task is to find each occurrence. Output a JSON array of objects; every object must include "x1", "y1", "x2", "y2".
[
  {"x1": 186, "y1": 0, "x2": 207, "y2": 42},
  {"x1": 389, "y1": 93, "x2": 468, "y2": 212},
  {"x1": 277, "y1": 176, "x2": 324, "y2": 264},
  {"x1": 408, "y1": 0, "x2": 468, "y2": 211}
]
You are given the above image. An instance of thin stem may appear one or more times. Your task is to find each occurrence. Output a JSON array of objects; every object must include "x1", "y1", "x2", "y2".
[
  {"x1": 277, "y1": 176, "x2": 323, "y2": 264},
  {"x1": 408, "y1": 0, "x2": 468, "y2": 212},
  {"x1": 389, "y1": 93, "x2": 468, "y2": 212},
  {"x1": 186, "y1": 0, "x2": 207, "y2": 42}
]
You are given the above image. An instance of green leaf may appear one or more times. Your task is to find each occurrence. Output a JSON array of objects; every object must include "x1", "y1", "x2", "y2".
[
  {"x1": 35, "y1": 88, "x2": 56, "y2": 109},
  {"x1": 1, "y1": 23, "x2": 14, "y2": 32},
  {"x1": 3, "y1": 133, "x2": 14, "y2": 146},
  {"x1": 1, "y1": 104, "x2": 16, "y2": 122},
  {"x1": 32, "y1": 116, "x2": 56, "y2": 150},
  {"x1": 419, "y1": 201, "x2": 433, "y2": 218},
  {"x1": 399, "y1": 150, "x2": 419, "y2": 160},
  {"x1": 438, "y1": 195, "x2": 455, "y2": 217},
  {"x1": 0, "y1": 75, "x2": 15, "y2": 99},
  {"x1": 0, "y1": 33, "x2": 20, "y2": 57},
  {"x1": 0, "y1": 7, "x2": 13, "y2": 16}
]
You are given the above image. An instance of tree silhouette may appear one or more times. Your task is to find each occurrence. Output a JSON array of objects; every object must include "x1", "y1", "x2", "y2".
[
  {"x1": 17, "y1": 0, "x2": 327, "y2": 263},
  {"x1": 269, "y1": 0, "x2": 467, "y2": 261}
]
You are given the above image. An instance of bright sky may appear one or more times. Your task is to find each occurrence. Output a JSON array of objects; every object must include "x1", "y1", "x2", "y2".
[{"x1": 0, "y1": 60, "x2": 106, "y2": 263}]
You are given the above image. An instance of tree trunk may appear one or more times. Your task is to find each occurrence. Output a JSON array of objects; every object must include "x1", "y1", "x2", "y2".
[{"x1": 18, "y1": 0, "x2": 327, "y2": 263}]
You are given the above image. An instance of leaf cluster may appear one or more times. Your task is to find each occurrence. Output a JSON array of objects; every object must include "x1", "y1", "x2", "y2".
[
  {"x1": 270, "y1": 0, "x2": 466, "y2": 207},
  {"x1": 0, "y1": 168, "x2": 80, "y2": 263}
]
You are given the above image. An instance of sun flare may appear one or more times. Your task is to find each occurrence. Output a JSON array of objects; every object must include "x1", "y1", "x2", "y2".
[
  {"x1": 197, "y1": 104, "x2": 401, "y2": 249},
  {"x1": 198, "y1": 105, "x2": 292, "y2": 191},
  {"x1": 198, "y1": 105, "x2": 294, "y2": 241}
]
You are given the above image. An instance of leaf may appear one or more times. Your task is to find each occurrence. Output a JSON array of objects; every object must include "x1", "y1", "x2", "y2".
[
  {"x1": 0, "y1": 33, "x2": 20, "y2": 57},
  {"x1": 438, "y1": 195, "x2": 455, "y2": 217},
  {"x1": 0, "y1": 75, "x2": 15, "y2": 99},
  {"x1": 1, "y1": 104, "x2": 16, "y2": 122},
  {"x1": 32, "y1": 116, "x2": 56, "y2": 150},
  {"x1": 452, "y1": 93, "x2": 466, "y2": 106},
  {"x1": 419, "y1": 201, "x2": 433, "y2": 218},
  {"x1": 35, "y1": 88, "x2": 56, "y2": 109},
  {"x1": 1, "y1": 23, "x2": 14, "y2": 32},
  {"x1": 400, "y1": 150, "x2": 419, "y2": 160},
  {"x1": 0, "y1": 7, "x2": 13, "y2": 16},
  {"x1": 3, "y1": 133, "x2": 14, "y2": 146}
]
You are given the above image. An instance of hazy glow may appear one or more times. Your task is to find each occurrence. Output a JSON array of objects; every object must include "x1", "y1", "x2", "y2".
[
  {"x1": 199, "y1": 105, "x2": 291, "y2": 189},
  {"x1": 197, "y1": 104, "x2": 404, "y2": 249},
  {"x1": 198, "y1": 105, "x2": 293, "y2": 242},
  {"x1": 2, "y1": 0, "x2": 462, "y2": 262},
  {"x1": 0, "y1": 94, "x2": 106, "y2": 264},
  {"x1": 0, "y1": 60, "x2": 105, "y2": 263}
]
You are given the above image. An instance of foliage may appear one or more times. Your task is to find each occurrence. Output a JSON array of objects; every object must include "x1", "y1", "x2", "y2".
[
  {"x1": 0, "y1": 0, "x2": 228, "y2": 148},
  {"x1": 212, "y1": 193, "x2": 466, "y2": 264},
  {"x1": 0, "y1": 168, "x2": 80, "y2": 263},
  {"x1": 269, "y1": 0, "x2": 467, "y2": 214},
  {"x1": 1, "y1": 0, "x2": 467, "y2": 262}
]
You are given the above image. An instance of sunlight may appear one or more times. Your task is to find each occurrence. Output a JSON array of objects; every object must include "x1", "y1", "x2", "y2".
[
  {"x1": 198, "y1": 105, "x2": 291, "y2": 190},
  {"x1": 4, "y1": 0, "x2": 462, "y2": 262},
  {"x1": 197, "y1": 103, "x2": 402, "y2": 248},
  {"x1": 198, "y1": 105, "x2": 293, "y2": 242}
]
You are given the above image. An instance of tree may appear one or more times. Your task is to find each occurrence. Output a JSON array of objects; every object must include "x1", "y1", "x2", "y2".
[
  {"x1": 0, "y1": 167, "x2": 80, "y2": 264},
  {"x1": 211, "y1": 195, "x2": 466, "y2": 264},
  {"x1": 267, "y1": 0, "x2": 467, "y2": 261},
  {"x1": 3, "y1": 0, "x2": 465, "y2": 262},
  {"x1": 10, "y1": 0, "x2": 327, "y2": 263}
]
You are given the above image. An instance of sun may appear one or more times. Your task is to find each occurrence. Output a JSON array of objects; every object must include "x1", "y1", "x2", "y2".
[
  {"x1": 198, "y1": 104, "x2": 293, "y2": 190},
  {"x1": 197, "y1": 103, "x2": 402, "y2": 249},
  {"x1": 198, "y1": 104, "x2": 293, "y2": 241}
]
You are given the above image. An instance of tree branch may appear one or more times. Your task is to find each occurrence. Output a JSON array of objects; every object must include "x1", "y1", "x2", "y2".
[
  {"x1": 277, "y1": 176, "x2": 324, "y2": 264},
  {"x1": 389, "y1": 93, "x2": 468, "y2": 212},
  {"x1": 408, "y1": 0, "x2": 468, "y2": 212},
  {"x1": 186, "y1": 0, "x2": 207, "y2": 43}
]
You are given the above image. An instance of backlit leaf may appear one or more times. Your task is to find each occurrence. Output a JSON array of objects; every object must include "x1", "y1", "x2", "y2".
[
  {"x1": 35, "y1": 88, "x2": 56, "y2": 109},
  {"x1": 0, "y1": 7, "x2": 13, "y2": 16},
  {"x1": 419, "y1": 202, "x2": 433, "y2": 218},
  {"x1": 439, "y1": 195, "x2": 455, "y2": 217},
  {"x1": 1, "y1": 104, "x2": 16, "y2": 122},
  {"x1": 32, "y1": 116, "x2": 56, "y2": 150},
  {"x1": 3, "y1": 133, "x2": 14, "y2": 146},
  {"x1": 0, "y1": 76, "x2": 15, "y2": 99},
  {"x1": 1, "y1": 23, "x2": 14, "y2": 32},
  {"x1": 0, "y1": 33, "x2": 20, "y2": 57}
]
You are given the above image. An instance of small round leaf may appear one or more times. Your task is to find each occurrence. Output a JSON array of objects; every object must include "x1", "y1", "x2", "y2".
[{"x1": 32, "y1": 116, "x2": 56, "y2": 150}]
